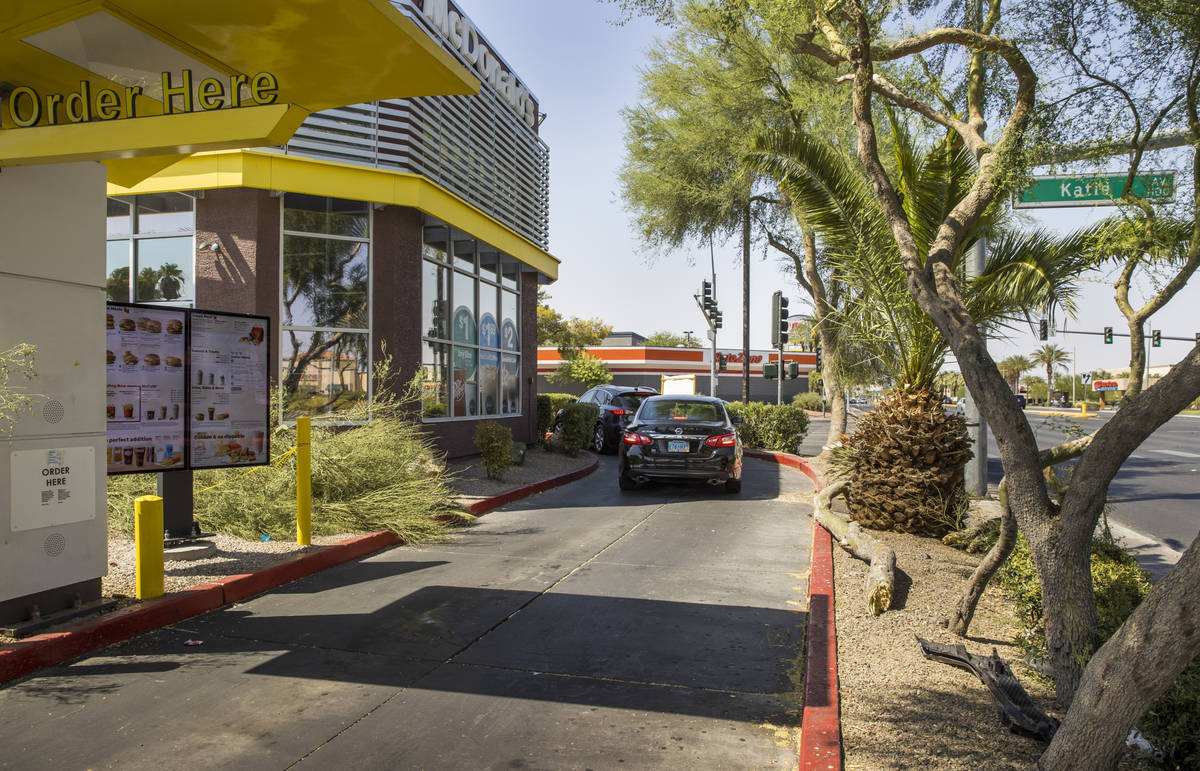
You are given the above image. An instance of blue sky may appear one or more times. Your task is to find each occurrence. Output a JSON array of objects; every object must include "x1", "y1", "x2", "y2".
[{"x1": 465, "y1": 1, "x2": 1199, "y2": 377}]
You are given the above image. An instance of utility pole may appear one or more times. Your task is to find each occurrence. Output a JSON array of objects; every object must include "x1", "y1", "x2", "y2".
[{"x1": 963, "y1": 237, "x2": 988, "y2": 498}]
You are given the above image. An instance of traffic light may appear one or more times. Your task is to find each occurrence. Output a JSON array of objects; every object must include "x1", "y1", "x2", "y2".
[
  {"x1": 1038, "y1": 319, "x2": 1048, "y2": 341},
  {"x1": 786, "y1": 361, "x2": 799, "y2": 380},
  {"x1": 701, "y1": 280, "x2": 713, "y2": 313},
  {"x1": 1103, "y1": 326, "x2": 1113, "y2": 344},
  {"x1": 1152, "y1": 329, "x2": 1162, "y2": 347},
  {"x1": 770, "y1": 291, "x2": 789, "y2": 346},
  {"x1": 815, "y1": 346, "x2": 822, "y2": 368},
  {"x1": 763, "y1": 362, "x2": 778, "y2": 380},
  {"x1": 713, "y1": 309, "x2": 723, "y2": 330},
  {"x1": 717, "y1": 353, "x2": 727, "y2": 372}
]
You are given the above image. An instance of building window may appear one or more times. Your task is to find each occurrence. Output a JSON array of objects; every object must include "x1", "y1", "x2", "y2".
[
  {"x1": 280, "y1": 194, "x2": 371, "y2": 420},
  {"x1": 105, "y1": 193, "x2": 196, "y2": 305},
  {"x1": 421, "y1": 216, "x2": 520, "y2": 420}
]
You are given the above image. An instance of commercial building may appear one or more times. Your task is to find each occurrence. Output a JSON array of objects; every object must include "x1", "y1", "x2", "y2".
[
  {"x1": 104, "y1": 0, "x2": 558, "y2": 458},
  {"x1": 2, "y1": 0, "x2": 522, "y2": 624},
  {"x1": 538, "y1": 345, "x2": 817, "y2": 402}
]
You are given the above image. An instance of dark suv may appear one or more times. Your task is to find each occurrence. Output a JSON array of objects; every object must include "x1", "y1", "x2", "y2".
[{"x1": 557, "y1": 385, "x2": 658, "y2": 453}]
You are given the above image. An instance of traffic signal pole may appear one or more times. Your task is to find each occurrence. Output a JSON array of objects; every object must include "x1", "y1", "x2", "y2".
[{"x1": 964, "y1": 238, "x2": 988, "y2": 498}]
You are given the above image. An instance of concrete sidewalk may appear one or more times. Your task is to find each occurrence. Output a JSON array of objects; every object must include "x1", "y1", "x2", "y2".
[{"x1": 0, "y1": 456, "x2": 822, "y2": 769}]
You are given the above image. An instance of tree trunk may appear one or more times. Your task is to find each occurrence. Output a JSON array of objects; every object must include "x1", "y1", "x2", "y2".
[
  {"x1": 1040, "y1": 534, "x2": 1200, "y2": 769},
  {"x1": 947, "y1": 491, "x2": 1016, "y2": 636},
  {"x1": 800, "y1": 227, "x2": 847, "y2": 452},
  {"x1": 949, "y1": 433, "x2": 1093, "y2": 637},
  {"x1": 742, "y1": 206, "x2": 751, "y2": 403},
  {"x1": 813, "y1": 480, "x2": 896, "y2": 615}
]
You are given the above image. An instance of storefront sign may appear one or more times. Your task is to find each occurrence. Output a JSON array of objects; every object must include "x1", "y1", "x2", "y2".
[
  {"x1": 416, "y1": 0, "x2": 538, "y2": 128},
  {"x1": 2, "y1": 71, "x2": 279, "y2": 129},
  {"x1": 189, "y1": 311, "x2": 271, "y2": 469},
  {"x1": 1093, "y1": 380, "x2": 1120, "y2": 391},
  {"x1": 106, "y1": 304, "x2": 188, "y2": 474},
  {"x1": 9, "y1": 447, "x2": 96, "y2": 532}
]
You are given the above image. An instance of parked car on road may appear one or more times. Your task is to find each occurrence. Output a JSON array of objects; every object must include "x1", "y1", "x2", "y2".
[
  {"x1": 555, "y1": 385, "x2": 658, "y2": 454},
  {"x1": 618, "y1": 395, "x2": 744, "y2": 493}
]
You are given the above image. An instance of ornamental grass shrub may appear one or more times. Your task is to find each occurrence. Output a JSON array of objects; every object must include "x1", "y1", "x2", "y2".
[
  {"x1": 792, "y1": 391, "x2": 824, "y2": 411},
  {"x1": 724, "y1": 401, "x2": 809, "y2": 453},
  {"x1": 951, "y1": 526, "x2": 1198, "y2": 768},
  {"x1": 107, "y1": 368, "x2": 471, "y2": 542},
  {"x1": 473, "y1": 420, "x2": 514, "y2": 480}
]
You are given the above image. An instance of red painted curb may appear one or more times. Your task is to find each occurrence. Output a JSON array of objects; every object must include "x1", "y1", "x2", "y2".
[
  {"x1": 1, "y1": 458, "x2": 600, "y2": 686},
  {"x1": 745, "y1": 450, "x2": 842, "y2": 771},
  {"x1": 0, "y1": 585, "x2": 224, "y2": 684},
  {"x1": 466, "y1": 453, "x2": 600, "y2": 516}
]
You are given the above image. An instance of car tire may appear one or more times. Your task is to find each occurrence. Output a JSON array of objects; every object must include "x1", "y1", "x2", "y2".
[
  {"x1": 592, "y1": 423, "x2": 608, "y2": 454},
  {"x1": 724, "y1": 477, "x2": 742, "y2": 494},
  {"x1": 618, "y1": 471, "x2": 637, "y2": 491}
]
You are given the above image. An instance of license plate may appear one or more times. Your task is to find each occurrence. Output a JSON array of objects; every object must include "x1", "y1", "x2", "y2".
[{"x1": 667, "y1": 440, "x2": 689, "y2": 453}]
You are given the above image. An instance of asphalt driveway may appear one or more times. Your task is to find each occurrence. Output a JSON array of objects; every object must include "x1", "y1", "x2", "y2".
[{"x1": 0, "y1": 455, "x2": 814, "y2": 770}]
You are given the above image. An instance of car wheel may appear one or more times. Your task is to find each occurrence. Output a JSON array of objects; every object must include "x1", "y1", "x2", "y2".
[
  {"x1": 619, "y1": 471, "x2": 637, "y2": 491},
  {"x1": 724, "y1": 477, "x2": 742, "y2": 494},
  {"x1": 591, "y1": 423, "x2": 608, "y2": 454}
]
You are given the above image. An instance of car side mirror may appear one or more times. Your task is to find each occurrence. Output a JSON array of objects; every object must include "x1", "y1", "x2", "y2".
[{"x1": 730, "y1": 416, "x2": 743, "y2": 425}]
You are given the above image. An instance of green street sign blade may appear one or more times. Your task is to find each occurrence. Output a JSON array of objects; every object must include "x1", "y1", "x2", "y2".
[{"x1": 1014, "y1": 171, "x2": 1175, "y2": 209}]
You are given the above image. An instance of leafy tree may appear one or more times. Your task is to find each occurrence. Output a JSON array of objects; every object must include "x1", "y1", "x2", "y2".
[
  {"x1": 536, "y1": 290, "x2": 612, "y2": 355},
  {"x1": 775, "y1": 0, "x2": 1200, "y2": 763},
  {"x1": 105, "y1": 266, "x2": 130, "y2": 301},
  {"x1": 642, "y1": 330, "x2": 702, "y2": 347},
  {"x1": 546, "y1": 352, "x2": 613, "y2": 390}
]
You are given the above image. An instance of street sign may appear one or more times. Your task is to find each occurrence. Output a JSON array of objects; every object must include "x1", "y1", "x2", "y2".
[
  {"x1": 1081, "y1": 373, "x2": 1092, "y2": 385},
  {"x1": 1014, "y1": 171, "x2": 1175, "y2": 209}
]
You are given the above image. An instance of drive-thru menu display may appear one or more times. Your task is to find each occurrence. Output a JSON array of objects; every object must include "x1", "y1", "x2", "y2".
[
  {"x1": 106, "y1": 304, "x2": 188, "y2": 473},
  {"x1": 188, "y1": 311, "x2": 270, "y2": 469},
  {"x1": 105, "y1": 303, "x2": 270, "y2": 474}
]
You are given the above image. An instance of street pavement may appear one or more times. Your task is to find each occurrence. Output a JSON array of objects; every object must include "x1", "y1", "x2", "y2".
[{"x1": 0, "y1": 456, "x2": 814, "y2": 770}]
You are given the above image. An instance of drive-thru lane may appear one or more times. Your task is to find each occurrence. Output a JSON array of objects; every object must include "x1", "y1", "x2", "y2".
[{"x1": 0, "y1": 456, "x2": 814, "y2": 769}]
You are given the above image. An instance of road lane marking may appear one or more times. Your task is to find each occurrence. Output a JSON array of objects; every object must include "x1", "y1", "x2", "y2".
[{"x1": 1154, "y1": 449, "x2": 1200, "y2": 458}]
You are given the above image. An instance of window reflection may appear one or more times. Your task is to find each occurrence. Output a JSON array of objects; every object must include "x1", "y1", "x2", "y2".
[
  {"x1": 283, "y1": 236, "x2": 369, "y2": 328},
  {"x1": 135, "y1": 193, "x2": 194, "y2": 235},
  {"x1": 421, "y1": 341, "x2": 450, "y2": 418},
  {"x1": 135, "y1": 236, "x2": 193, "y2": 302},
  {"x1": 283, "y1": 193, "x2": 369, "y2": 238},
  {"x1": 281, "y1": 330, "x2": 369, "y2": 419}
]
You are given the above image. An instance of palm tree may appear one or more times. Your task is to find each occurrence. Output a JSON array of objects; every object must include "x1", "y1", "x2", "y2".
[
  {"x1": 157, "y1": 263, "x2": 186, "y2": 301},
  {"x1": 998, "y1": 355, "x2": 1033, "y2": 394},
  {"x1": 747, "y1": 119, "x2": 1092, "y2": 536},
  {"x1": 1030, "y1": 344, "x2": 1071, "y2": 401}
]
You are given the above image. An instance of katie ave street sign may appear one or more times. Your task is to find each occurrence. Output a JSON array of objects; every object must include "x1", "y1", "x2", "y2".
[{"x1": 1014, "y1": 171, "x2": 1176, "y2": 209}]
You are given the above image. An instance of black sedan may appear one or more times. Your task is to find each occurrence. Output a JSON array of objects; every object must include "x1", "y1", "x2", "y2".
[{"x1": 618, "y1": 395, "x2": 744, "y2": 493}]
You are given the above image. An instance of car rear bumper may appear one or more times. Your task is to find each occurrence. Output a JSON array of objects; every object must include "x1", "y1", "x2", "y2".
[{"x1": 622, "y1": 452, "x2": 738, "y2": 482}]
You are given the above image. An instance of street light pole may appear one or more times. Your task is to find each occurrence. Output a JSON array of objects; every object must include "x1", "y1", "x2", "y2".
[{"x1": 963, "y1": 238, "x2": 989, "y2": 498}]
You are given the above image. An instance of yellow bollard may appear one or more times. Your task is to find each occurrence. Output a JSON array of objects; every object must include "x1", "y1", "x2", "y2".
[
  {"x1": 1081, "y1": 403, "x2": 1088, "y2": 417},
  {"x1": 297, "y1": 415, "x2": 311, "y2": 545},
  {"x1": 134, "y1": 495, "x2": 164, "y2": 600}
]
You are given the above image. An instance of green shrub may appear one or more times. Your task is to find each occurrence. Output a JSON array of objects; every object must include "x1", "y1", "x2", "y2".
[
  {"x1": 558, "y1": 402, "x2": 599, "y2": 456},
  {"x1": 725, "y1": 401, "x2": 809, "y2": 453},
  {"x1": 997, "y1": 534, "x2": 1197, "y2": 767},
  {"x1": 536, "y1": 392, "x2": 577, "y2": 437},
  {"x1": 107, "y1": 371, "x2": 470, "y2": 542},
  {"x1": 473, "y1": 421, "x2": 514, "y2": 480},
  {"x1": 792, "y1": 391, "x2": 824, "y2": 411}
]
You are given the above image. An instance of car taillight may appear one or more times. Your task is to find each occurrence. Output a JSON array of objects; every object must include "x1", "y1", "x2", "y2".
[
  {"x1": 612, "y1": 408, "x2": 626, "y2": 416},
  {"x1": 705, "y1": 433, "x2": 737, "y2": 447},
  {"x1": 623, "y1": 431, "x2": 652, "y2": 445}
]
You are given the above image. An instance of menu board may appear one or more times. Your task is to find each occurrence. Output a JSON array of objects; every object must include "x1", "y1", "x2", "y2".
[
  {"x1": 106, "y1": 304, "x2": 188, "y2": 474},
  {"x1": 188, "y1": 311, "x2": 270, "y2": 469}
]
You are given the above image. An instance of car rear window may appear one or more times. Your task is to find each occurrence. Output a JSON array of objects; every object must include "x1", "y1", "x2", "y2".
[
  {"x1": 617, "y1": 393, "x2": 652, "y2": 410},
  {"x1": 640, "y1": 399, "x2": 723, "y2": 422}
]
